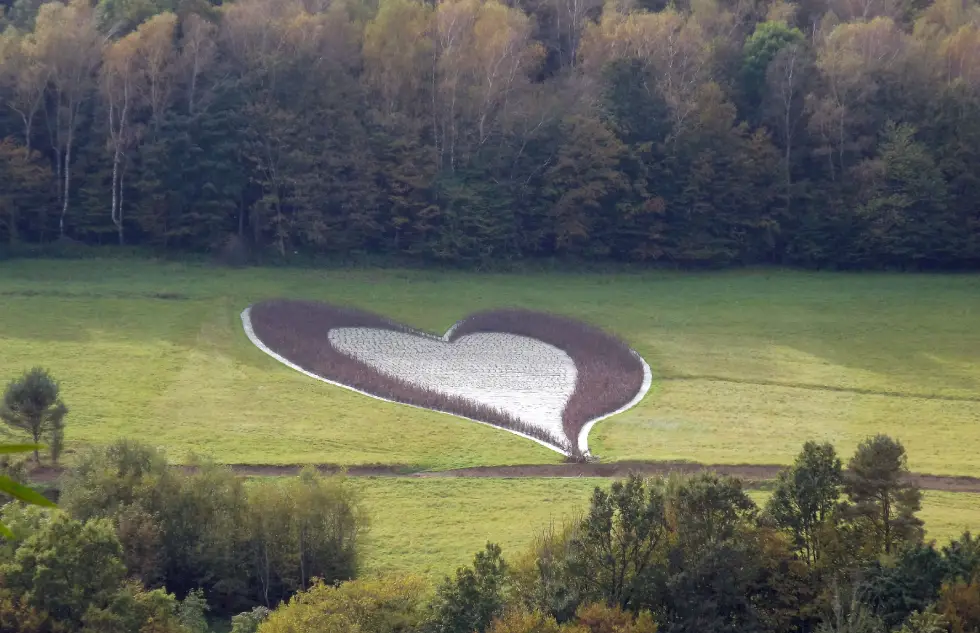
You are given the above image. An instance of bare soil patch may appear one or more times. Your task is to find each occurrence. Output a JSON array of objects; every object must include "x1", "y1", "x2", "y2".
[{"x1": 26, "y1": 461, "x2": 980, "y2": 493}]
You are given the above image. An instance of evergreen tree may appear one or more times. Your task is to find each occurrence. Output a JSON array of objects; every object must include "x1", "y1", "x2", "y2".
[
  {"x1": 844, "y1": 435, "x2": 924, "y2": 555},
  {"x1": 0, "y1": 368, "x2": 68, "y2": 464}
]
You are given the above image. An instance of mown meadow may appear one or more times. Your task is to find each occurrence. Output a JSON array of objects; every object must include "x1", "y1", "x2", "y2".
[
  {"x1": 2, "y1": 258, "x2": 978, "y2": 475},
  {"x1": 352, "y1": 477, "x2": 980, "y2": 577}
]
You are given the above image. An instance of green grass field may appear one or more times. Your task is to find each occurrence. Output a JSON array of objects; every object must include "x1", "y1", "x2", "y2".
[
  {"x1": 1, "y1": 258, "x2": 979, "y2": 474},
  {"x1": 353, "y1": 477, "x2": 980, "y2": 577}
]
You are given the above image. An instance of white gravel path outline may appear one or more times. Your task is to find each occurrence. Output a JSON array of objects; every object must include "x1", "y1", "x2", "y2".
[{"x1": 240, "y1": 306, "x2": 652, "y2": 457}]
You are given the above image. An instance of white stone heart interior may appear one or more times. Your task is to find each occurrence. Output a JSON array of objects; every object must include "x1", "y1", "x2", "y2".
[{"x1": 327, "y1": 327, "x2": 578, "y2": 440}]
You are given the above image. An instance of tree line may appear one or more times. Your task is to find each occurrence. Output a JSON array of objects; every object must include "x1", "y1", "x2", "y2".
[
  {"x1": 0, "y1": 0, "x2": 978, "y2": 268},
  {"x1": 2, "y1": 429, "x2": 979, "y2": 633}
]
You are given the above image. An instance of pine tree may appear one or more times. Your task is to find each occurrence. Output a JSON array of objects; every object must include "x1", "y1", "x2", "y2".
[
  {"x1": 844, "y1": 435, "x2": 924, "y2": 555},
  {"x1": 0, "y1": 368, "x2": 68, "y2": 464}
]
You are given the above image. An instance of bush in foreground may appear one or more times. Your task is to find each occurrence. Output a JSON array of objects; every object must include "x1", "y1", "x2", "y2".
[
  {"x1": 257, "y1": 574, "x2": 430, "y2": 633},
  {"x1": 0, "y1": 507, "x2": 203, "y2": 633}
]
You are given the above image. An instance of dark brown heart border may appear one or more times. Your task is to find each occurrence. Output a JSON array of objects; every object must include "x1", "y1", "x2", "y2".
[{"x1": 242, "y1": 299, "x2": 650, "y2": 458}]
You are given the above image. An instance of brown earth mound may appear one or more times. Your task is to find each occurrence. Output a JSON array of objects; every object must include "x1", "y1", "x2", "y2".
[{"x1": 245, "y1": 300, "x2": 646, "y2": 457}]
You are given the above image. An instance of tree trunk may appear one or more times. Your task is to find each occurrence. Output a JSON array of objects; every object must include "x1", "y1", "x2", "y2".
[
  {"x1": 53, "y1": 146, "x2": 62, "y2": 206},
  {"x1": 6, "y1": 205, "x2": 17, "y2": 244},
  {"x1": 32, "y1": 425, "x2": 41, "y2": 463},
  {"x1": 882, "y1": 496, "x2": 891, "y2": 554},
  {"x1": 118, "y1": 168, "x2": 125, "y2": 245},
  {"x1": 22, "y1": 114, "x2": 33, "y2": 156},
  {"x1": 298, "y1": 525, "x2": 306, "y2": 591},
  {"x1": 262, "y1": 543, "x2": 270, "y2": 607},
  {"x1": 189, "y1": 56, "x2": 200, "y2": 115},
  {"x1": 111, "y1": 133, "x2": 120, "y2": 240},
  {"x1": 108, "y1": 92, "x2": 128, "y2": 246},
  {"x1": 784, "y1": 101, "x2": 793, "y2": 219},
  {"x1": 60, "y1": 128, "x2": 74, "y2": 239}
]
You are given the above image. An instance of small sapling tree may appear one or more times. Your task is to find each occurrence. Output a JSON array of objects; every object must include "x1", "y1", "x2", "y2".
[{"x1": 0, "y1": 368, "x2": 69, "y2": 464}]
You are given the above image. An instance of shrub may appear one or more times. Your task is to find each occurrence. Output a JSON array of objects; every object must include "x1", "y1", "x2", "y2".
[
  {"x1": 573, "y1": 603, "x2": 657, "y2": 633},
  {"x1": 896, "y1": 610, "x2": 949, "y2": 633},
  {"x1": 231, "y1": 607, "x2": 271, "y2": 633},
  {"x1": 0, "y1": 587, "x2": 52, "y2": 633},
  {"x1": 429, "y1": 543, "x2": 509, "y2": 633},
  {"x1": 257, "y1": 574, "x2": 430, "y2": 633},
  {"x1": 861, "y1": 543, "x2": 948, "y2": 629},
  {"x1": 938, "y1": 576, "x2": 980, "y2": 633},
  {"x1": 81, "y1": 582, "x2": 190, "y2": 633},
  {"x1": 509, "y1": 519, "x2": 582, "y2": 622},
  {"x1": 487, "y1": 609, "x2": 565, "y2": 633},
  {"x1": 484, "y1": 604, "x2": 659, "y2": 633}
]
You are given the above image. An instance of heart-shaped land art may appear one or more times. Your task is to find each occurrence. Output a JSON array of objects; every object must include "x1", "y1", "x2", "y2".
[{"x1": 241, "y1": 300, "x2": 651, "y2": 457}]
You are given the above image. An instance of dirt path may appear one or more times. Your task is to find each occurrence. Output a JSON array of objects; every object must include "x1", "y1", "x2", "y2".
[{"x1": 27, "y1": 461, "x2": 980, "y2": 493}]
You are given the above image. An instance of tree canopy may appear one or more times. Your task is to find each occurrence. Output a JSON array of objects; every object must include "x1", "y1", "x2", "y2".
[{"x1": 0, "y1": 0, "x2": 977, "y2": 268}]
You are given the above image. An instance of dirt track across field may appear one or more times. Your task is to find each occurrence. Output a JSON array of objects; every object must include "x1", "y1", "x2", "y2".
[{"x1": 26, "y1": 461, "x2": 980, "y2": 493}]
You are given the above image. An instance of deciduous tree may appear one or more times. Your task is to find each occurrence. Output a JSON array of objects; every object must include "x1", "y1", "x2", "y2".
[
  {"x1": 0, "y1": 28, "x2": 47, "y2": 154},
  {"x1": 102, "y1": 29, "x2": 140, "y2": 245},
  {"x1": 570, "y1": 474, "x2": 667, "y2": 610},
  {"x1": 0, "y1": 513, "x2": 126, "y2": 628},
  {"x1": 33, "y1": 0, "x2": 102, "y2": 238},
  {"x1": 767, "y1": 440, "x2": 843, "y2": 565}
]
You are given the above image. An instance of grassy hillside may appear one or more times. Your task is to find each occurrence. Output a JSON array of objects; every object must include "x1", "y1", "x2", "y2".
[
  {"x1": 1, "y1": 258, "x2": 979, "y2": 474},
  {"x1": 352, "y1": 477, "x2": 980, "y2": 577}
]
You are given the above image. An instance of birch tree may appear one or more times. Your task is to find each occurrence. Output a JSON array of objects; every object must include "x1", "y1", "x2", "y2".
[
  {"x1": 809, "y1": 17, "x2": 910, "y2": 179},
  {"x1": 180, "y1": 13, "x2": 217, "y2": 115},
  {"x1": 137, "y1": 13, "x2": 178, "y2": 131},
  {"x1": 102, "y1": 32, "x2": 140, "y2": 245},
  {"x1": 430, "y1": 0, "x2": 544, "y2": 171},
  {"x1": 0, "y1": 29, "x2": 48, "y2": 154},
  {"x1": 362, "y1": 0, "x2": 433, "y2": 119},
  {"x1": 765, "y1": 41, "x2": 813, "y2": 213},
  {"x1": 549, "y1": 0, "x2": 602, "y2": 68},
  {"x1": 33, "y1": 0, "x2": 102, "y2": 238},
  {"x1": 579, "y1": 6, "x2": 711, "y2": 140}
]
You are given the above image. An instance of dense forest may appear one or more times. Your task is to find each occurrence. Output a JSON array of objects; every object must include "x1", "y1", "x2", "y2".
[{"x1": 0, "y1": 0, "x2": 979, "y2": 268}]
